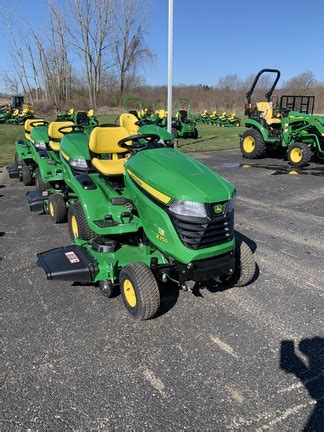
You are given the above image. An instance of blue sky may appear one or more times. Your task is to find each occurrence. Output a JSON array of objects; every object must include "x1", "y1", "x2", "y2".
[{"x1": 0, "y1": 0, "x2": 323, "y2": 89}]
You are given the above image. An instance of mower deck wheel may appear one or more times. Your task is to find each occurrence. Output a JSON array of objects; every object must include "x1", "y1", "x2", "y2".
[
  {"x1": 287, "y1": 142, "x2": 312, "y2": 168},
  {"x1": 21, "y1": 164, "x2": 34, "y2": 186},
  {"x1": 68, "y1": 201, "x2": 95, "y2": 241},
  {"x1": 35, "y1": 168, "x2": 51, "y2": 192},
  {"x1": 119, "y1": 262, "x2": 160, "y2": 320},
  {"x1": 48, "y1": 193, "x2": 67, "y2": 223},
  {"x1": 240, "y1": 129, "x2": 266, "y2": 159}
]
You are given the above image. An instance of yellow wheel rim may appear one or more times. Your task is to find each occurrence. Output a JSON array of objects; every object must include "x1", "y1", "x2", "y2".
[
  {"x1": 71, "y1": 215, "x2": 79, "y2": 238},
  {"x1": 123, "y1": 279, "x2": 137, "y2": 308},
  {"x1": 49, "y1": 202, "x2": 54, "y2": 217},
  {"x1": 243, "y1": 136, "x2": 255, "y2": 153},
  {"x1": 290, "y1": 148, "x2": 302, "y2": 163}
]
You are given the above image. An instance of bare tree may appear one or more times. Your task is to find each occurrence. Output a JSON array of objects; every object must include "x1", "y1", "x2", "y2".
[
  {"x1": 285, "y1": 70, "x2": 317, "y2": 93},
  {"x1": 112, "y1": 0, "x2": 154, "y2": 94},
  {"x1": 69, "y1": 0, "x2": 114, "y2": 107}
]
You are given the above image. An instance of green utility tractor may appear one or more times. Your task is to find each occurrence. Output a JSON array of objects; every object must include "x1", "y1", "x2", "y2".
[
  {"x1": 240, "y1": 68, "x2": 324, "y2": 167},
  {"x1": 172, "y1": 98, "x2": 198, "y2": 139},
  {"x1": 118, "y1": 112, "x2": 174, "y2": 147},
  {"x1": 7, "y1": 119, "x2": 74, "y2": 187},
  {"x1": 30, "y1": 125, "x2": 256, "y2": 320}
]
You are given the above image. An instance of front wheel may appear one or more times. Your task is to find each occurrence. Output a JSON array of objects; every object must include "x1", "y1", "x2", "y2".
[
  {"x1": 223, "y1": 240, "x2": 256, "y2": 287},
  {"x1": 68, "y1": 201, "x2": 95, "y2": 241},
  {"x1": 119, "y1": 262, "x2": 160, "y2": 320},
  {"x1": 240, "y1": 129, "x2": 267, "y2": 159},
  {"x1": 287, "y1": 142, "x2": 312, "y2": 168},
  {"x1": 48, "y1": 193, "x2": 67, "y2": 223},
  {"x1": 35, "y1": 168, "x2": 51, "y2": 191},
  {"x1": 21, "y1": 164, "x2": 34, "y2": 186}
]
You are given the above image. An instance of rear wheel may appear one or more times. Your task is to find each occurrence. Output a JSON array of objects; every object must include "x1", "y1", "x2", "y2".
[
  {"x1": 35, "y1": 168, "x2": 51, "y2": 191},
  {"x1": 193, "y1": 128, "x2": 198, "y2": 139},
  {"x1": 287, "y1": 142, "x2": 312, "y2": 168},
  {"x1": 68, "y1": 201, "x2": 95, "y2": 241},
  {"x1": 119, "y1": 262, "x2": 160, "y2": 320},
  {"x1": 240, "y1": 129, "x2": 267, "y2": 159},
  {"x1": 315, "y1": 151, "x2": 324, "y2": 164},
  {"x1": 21, "y1": 164, "x2": 34, "y2": 186},
  {"x1": 48, "y1": 193, "x2": 67, "y2": 223}
]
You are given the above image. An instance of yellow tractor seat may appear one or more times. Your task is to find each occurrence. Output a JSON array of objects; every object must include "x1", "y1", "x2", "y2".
[
  {"x1": 256, "y1": 102, "x2": 282, "y2": 125},
  {"x1": 12, "y1": 109, "x2": 19, "y2": 117},
  {"x1": 87, "y1": 109, "x2": 94, "y2": 117},
  {"x1": 89, "y1": 126, "x2": 131, "y2": 176},
  {"x1": 67, "y1": 108, "x2": 75, "y2": 116},
  {"x1": 48, "y1": 121, "x2": 74, "y2": 151},
  {"x1": 24, "y1": 118, "x2": 44, "y2": 141},
  {"x1": 119, "y1": 113, "x2": 139, "y2": 135},
  {"x1": 158, "y1": 109, "x2": 167, "y2": 119}
]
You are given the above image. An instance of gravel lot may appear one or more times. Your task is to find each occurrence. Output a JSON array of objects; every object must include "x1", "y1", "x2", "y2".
[{"x1": 1, "y1": 150, "x2": 323, "y2": 431}]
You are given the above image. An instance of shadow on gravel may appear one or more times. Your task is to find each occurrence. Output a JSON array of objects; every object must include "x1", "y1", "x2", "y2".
[{"x1": 280, "y1": 337, "x2": 324, "y2": 431}]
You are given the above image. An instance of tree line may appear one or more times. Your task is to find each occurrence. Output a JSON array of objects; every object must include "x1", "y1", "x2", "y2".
[
  {"x1": 1, "y1": 1, "x2": 323, "y2": 114},
  {"x1": 1, "y1": 0, "x2": 153, "y2": 108}
]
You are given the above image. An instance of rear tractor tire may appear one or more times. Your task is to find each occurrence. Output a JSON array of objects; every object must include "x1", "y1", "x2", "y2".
[
  {"x1": 48, "y1": 193, "x2": 67, "y2": 223},
  {"x1": 223, "y1": 240, "x2": 256, "y2": 287},
  {"x1": 287, "y1": 142, "x2": 312, "y2": 168},
  {"x1": 68, "y1": 201, "x2": 95, "y2": 241},
  {"x1": 119, "y1": 262, "x2": 160, "y2": 320},
  {"x1": 240, "y1": 129, "x2": 267, "y2": 159}
]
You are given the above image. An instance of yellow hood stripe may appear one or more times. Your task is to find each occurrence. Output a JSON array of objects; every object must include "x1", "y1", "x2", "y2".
[
  {"x1": 61, "y1": 149, "x2": 70, "y2": 161},
  {"x1": 127, "y1": 169, "x2": 172, "y2": 205}
]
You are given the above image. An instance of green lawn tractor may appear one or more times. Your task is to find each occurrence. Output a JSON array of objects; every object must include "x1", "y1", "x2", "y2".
[
  {"x1": 33, "y1": 125, "x2": 256, "y2": 320},
  {"x1": 240, "y1": 68, "x2": 324, "y2": 167},
  {"x1": 118, "y1": 112, "x2": 174, "y2": 147},
  {"x1": 57, "y1": 108, "x2": 98, "y2": 132},
  {"x1": 195, "y1": 110, "x2": 210, "y2": 124},
  {"x1": 172, "y1": 98, "x2": 198, "y2": 139},
  {"x1": 122, "y1": 96, "x2": 151, "y2": 119},
  {"x1": 7, "y1": 119, "x2": 74, "y2": 188}
]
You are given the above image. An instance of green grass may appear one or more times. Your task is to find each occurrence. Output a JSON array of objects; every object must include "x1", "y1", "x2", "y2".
[{"x1": 0, "y1": 114, "x2": 243, "y2": 166}]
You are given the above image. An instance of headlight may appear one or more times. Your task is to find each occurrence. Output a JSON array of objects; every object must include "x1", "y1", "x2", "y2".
[
  {"x1": 69, "y1": 158, "x2": 88, "y2": 169},
  {"x1": 35, "y1": 141, "x2": 46, "y2": 149},
  {"x1": 169, "y1": 200, "x2": 207, "y2": 218}
]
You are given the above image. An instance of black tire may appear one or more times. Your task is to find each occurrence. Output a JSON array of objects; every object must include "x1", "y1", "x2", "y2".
[
  {"x1": 193, "y1": 128, "x2": 198, "y2": 139},
  {"x1": 287, "y1": 142, "x2": 312, "y2": 168},
  {"x1": 35, "y1": 168, "x2": 51, "y2": 191},
  {"x1": 48, "y1": 193, "x2": 67, "y2": 223},
  {"x1": 119, "y1": 262, "x2": 160, "y2": 320},
  {"x1": 240, "y1": 129, "x2": 267, "y2": 159},
  {"x1": 21, "y1": 164, "x2": 34, "y2": 186},
  {"x1": 68, "y1": 201, "x2": 95, "y2": 240},
  {"x1": 171, "y1": 128, "x2": 178, "y2": 139},
  {"x1": 223, "y1": 240, "x2": 256, "y2": 287},
  {"x1": 99, "y1": 280, "x2": 115, "y2": 298}
]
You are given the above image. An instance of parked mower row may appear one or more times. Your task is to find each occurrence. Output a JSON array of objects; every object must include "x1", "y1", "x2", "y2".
[
  {"x1": 196, "y1": 111, "x2": 241, "y2": 127},
  {"x1": 7, "y1": 118, "x2": 256, "y2": 320},
  {"x1": 0, "y1": 96, "x2": 34, "y2": 125}
]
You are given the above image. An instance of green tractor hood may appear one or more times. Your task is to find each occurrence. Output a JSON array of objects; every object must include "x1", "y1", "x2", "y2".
[
  {"x1": 139, "y1": 124, "x2": 173, "y2": 142},
  {"x1": 60, "y1": 133, "x2": 91, "y2": 161},
  {"x1": 30, "y1": 125, "x2": 49, "y2": 143},
  {"x1": 126, "y1": 148, "x2": 235, "y2": 203}
]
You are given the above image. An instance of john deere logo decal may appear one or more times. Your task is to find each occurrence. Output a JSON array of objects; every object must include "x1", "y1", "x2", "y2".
[{"x1": 213, "y1": 204, "x2": 223, "y2": 214}]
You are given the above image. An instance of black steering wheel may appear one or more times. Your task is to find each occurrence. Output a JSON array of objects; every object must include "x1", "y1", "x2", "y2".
[
  {"x1": 30, "y1": 120, "x2": 49, "y2": 127},
  {"x1": 135, "y1": 118, "x2": 152, "y2": 126},
  {"x1": 118, "y1": 134, "x2": 160, "y2": 153},
  {"x1": 58, "y1": 125, "x2": 84, "y2": 135}
]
